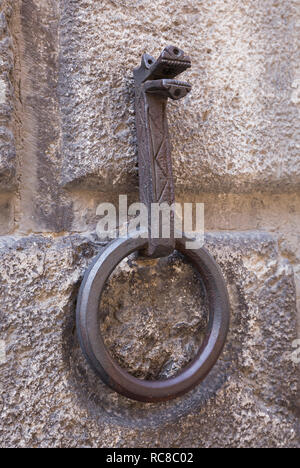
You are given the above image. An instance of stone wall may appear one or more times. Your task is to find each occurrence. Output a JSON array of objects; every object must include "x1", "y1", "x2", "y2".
[{"x1": 0, "y1": 0, "x2": 299, "y2": 447}]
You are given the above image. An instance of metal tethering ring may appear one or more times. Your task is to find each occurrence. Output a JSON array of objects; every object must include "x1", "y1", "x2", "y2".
[{"x1": 76, "y1": 234, "x2": 230, "y2": 403}]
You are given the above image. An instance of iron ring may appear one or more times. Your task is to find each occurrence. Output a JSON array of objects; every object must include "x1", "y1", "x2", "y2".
[{"x1": 76, "y1": 235, "x2": 230, "y2": 403}]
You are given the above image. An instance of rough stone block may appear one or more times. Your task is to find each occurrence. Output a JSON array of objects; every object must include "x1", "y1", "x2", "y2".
[
  {"x1": 59, "y1": 0, "x2": 300, "y2": 194},
  {"x1": 0, "y1": 2, "x2": 16, "y2": 192},
  {"x1": 0, "y1": 231, "x2": 298, "y2": 447},
  {"x1": 16, "y1": 0, "x2": 74, "y2": 232}
]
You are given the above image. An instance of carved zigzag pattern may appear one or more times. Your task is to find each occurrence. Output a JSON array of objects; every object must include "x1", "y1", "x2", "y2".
[
  {"x1": 136, "y1": 89, "x2": 173, "y2": 206},
  {"x1": 136, "y1": 91, "x2": 150, "y2": 206},
  {"x1": 148, "y1": 102, "x2": 171, "y2": 204}
]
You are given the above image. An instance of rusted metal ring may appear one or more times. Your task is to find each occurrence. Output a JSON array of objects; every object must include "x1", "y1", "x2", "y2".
[{"x1": 76, "y1": 235, "x2": 230, "y2": 403}]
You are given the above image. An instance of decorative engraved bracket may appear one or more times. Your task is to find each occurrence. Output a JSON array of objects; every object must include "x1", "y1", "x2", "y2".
[
  {"x1": 134, "y1": 46, "x2": 192, "y2": 258},
  {"x1": 76, "y1": 48, "x2": 230, "y2": 403}
]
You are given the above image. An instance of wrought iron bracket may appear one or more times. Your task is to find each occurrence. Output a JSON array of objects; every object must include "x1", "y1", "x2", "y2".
[
  {"x1": 134, "y1": 45, "x2": 192, "y2": 258},
  {"x1": 76, "y1": 46, "x2": 230, "y2": 403}
]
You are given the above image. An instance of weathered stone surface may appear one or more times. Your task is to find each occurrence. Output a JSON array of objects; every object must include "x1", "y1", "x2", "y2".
[
  {"x1": 0, "y1": 0, "x2": 16, "y2": 192},
  {"x1": 59, "y1": 0, "x2": 300, "y2": 194},
  {"x1": 179, "y1": 190, "x2": 300, "y2": 341},
  {"x1": 0, "y1": 193, "x2": 13, "y2": 234},
  {"x1": 0, "y1": 232, "x2": 298, "y2": 447},
  {"x1": 16, "y1": 0, "x2": 73, "y2": 232},
  {"x1": 100, "y1": 253, "x2": 209, "y2": 380},
  {"x1": 0, "y1": 0, "x2": 298, "y2": 450}
]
